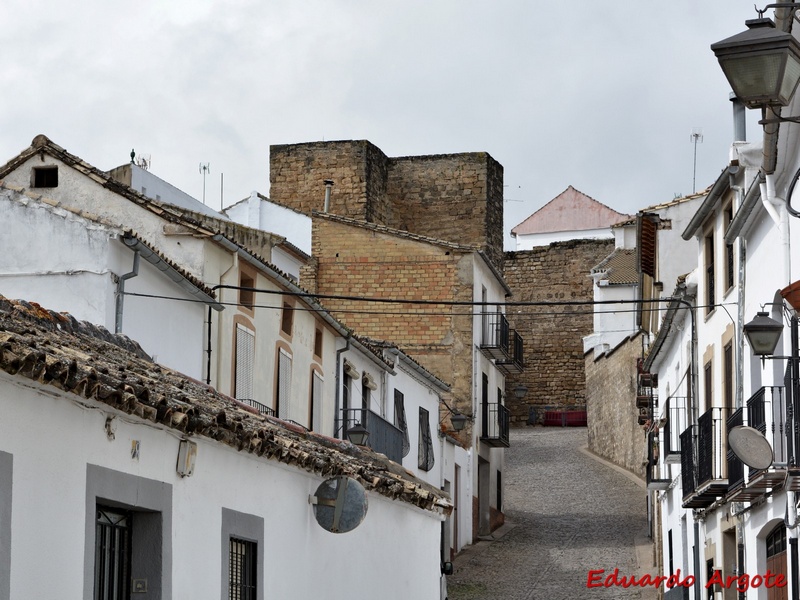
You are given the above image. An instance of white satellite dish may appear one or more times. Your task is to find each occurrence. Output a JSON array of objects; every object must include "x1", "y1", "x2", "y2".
[
  {"x1": 309, "y1": 476, "x2": 368, "y2": 534},
  {"x1": 728, "y1": 426, "x2": 774, "y2": 470}
]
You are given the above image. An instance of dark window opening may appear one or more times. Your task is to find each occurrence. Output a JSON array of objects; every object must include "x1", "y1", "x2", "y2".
[
  {"x1": 724, "y1": 206, "x2": 734, "y2": 291},
  {"x1": 229, "y1": 537, "x2": 257, "y2": 600},
  {"x1": 281, "y1": 302, "x2": 293, "y2": 335},
  {"x1": 314, "y1": 328, "x2": 323, "y2": 358},
  {"x1": 496, "y1": 470, "x2": 502, "y2": 512},
  {"x1": 705, "y1": 233, "x2": 715, "y2": 311},
  {"x1": 33, "y1": 166, "x2": 58, "y2": 188},
  {"x1": 239, "y1": 273, "x2": 254, "y2": 310},
  {"x1": 704, "y1": 361, "x2": 712, "y2": 411},
  {"x1": 724, "y1": 343, "x2": 733, "y2": 412}
]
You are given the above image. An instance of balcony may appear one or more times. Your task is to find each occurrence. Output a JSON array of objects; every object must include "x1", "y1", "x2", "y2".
[
  {"x1": 662, "y1": 397, "x2": 688, "y2": 464},
  {"x1": 646, "y1": 430, "x2": 671, "y2": 491},
  {"x1": 481, "y1": 401, "x2": 510, "y2": 448},
  {"x1": 727, "y1": 386, "x2": 792, "y2": 501},
  {"x1": 681, "y1": 407, "x2": 729, "y2": 509},
  {"x1": 480, "y1": 312, "x2": 510, "y2": 359},
  {"x1": 239, "y1": 399, "x2": 275, "y2": 417},
  {"x1": 497, "y1": 330, "x2": 524, "y2": 374},
  {"x1": 340, "y1": 408, "x2": 405, "y2": 464},
  {"x1": 481, "y1": 312, "x2": 525, "y2": 374}
]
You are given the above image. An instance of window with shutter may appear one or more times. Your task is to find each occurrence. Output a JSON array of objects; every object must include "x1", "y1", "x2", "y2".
[
  {"x1": 311, "y1": 372, "x2": 323, "y2": 432},
  {"x1": 276, "y1": 348, "x2": 292, "y2": 420},
  {"x1": 235, "y1": 324, "x2": 255, "y2": 401}
]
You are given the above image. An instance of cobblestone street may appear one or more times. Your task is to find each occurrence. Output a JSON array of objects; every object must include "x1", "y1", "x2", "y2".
[{"x1": 448, "y1": 427, "x2": 656, "y2": 600}]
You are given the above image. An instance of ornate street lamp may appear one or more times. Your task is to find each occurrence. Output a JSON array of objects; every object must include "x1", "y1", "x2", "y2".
[
  {"x1": 450, "y1": 412, "x2": 468, "y2": 432},
  {"x1": 346, "y1": 423, "x2": 370, "y2": 446},
  {"x1": 743, "y1": 311, "x2": 785, "y2": 356},
  {"x1": 711, "y1": 17, "x2": 800, "y2": 111}
]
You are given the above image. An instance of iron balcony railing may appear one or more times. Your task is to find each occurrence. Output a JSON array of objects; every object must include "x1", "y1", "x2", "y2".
[
  {"x1": 727, "y1": 386, "x2": 791, "y2": 501},
  {"x1": 662, "y1": 397, "x2": 688, "y2": 463},
  {"x1": 480, "y1": 312, "x2": 510, "y2": 359},
  {"x1": 727, "y1": 407, "x2": 745, "y2": 492},
  {"x1": 497, "y1": 330, "x2": 524, "y2": 374},
  {"x1": 748, "y1": 385, "x2": 789, "y2": 469},
  {"x1": 646, "y1": 430, "x2": 670, "y2": 491},
  {"x1": 697, "y1": 407, "x2": 728, "y2": 486},
  {"x1": 340, "y1": 408, "x2": 405, "y2": 464},
  {"x1": 680, "y1": 425, "x2": 697, "y2": 503},
  {"x1": 481, "y1": 401, "x2": 510, "y2": 448},
  {"x1": 239, "y1": 399, "x2": 275, "y2": 417},
  {"x1": 681, "y1": 407, "x2": 730, "y2": 508}
]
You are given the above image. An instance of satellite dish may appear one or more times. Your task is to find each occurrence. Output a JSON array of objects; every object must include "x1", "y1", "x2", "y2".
[
  {"x1": 729, "y1": 426, "x2": 774, "y2": 470},
  {"x1": 310, "y1": 476, "x2": 368, "y2": 534}
]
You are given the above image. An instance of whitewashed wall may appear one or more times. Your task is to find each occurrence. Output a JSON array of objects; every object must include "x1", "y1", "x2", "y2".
[{"x1": 0, "y1": 372, "x2": 444, "y2": 600}]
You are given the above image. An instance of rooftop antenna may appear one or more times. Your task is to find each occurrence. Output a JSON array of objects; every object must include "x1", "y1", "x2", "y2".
[
  {"x1": 199, "y1": 163, "x2": 210, "y2": 205},
  {"x1": 690, "y1": 128, "x2": 703, "y2": 193}
]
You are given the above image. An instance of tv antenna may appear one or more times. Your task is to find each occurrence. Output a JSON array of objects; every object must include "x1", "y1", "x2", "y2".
[
  {"x1": 690, "y1": 128, "x2": 703, "y2": 193},
  {"x1": 199, "y1": 163, "x2": 210, "y2": 205}
]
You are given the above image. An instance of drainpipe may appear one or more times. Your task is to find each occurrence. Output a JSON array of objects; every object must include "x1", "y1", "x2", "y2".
[
  {"x1": 115, "y1": 251, "x2": 140, "y2": 333},
  {"x1": 335, "y1": 337, "x2": 350, "y2": 438}
]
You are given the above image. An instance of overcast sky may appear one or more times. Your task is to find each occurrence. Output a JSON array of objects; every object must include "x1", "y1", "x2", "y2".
[{"x1": 1, "y1": 0, "x2": 770, "y2": 249}]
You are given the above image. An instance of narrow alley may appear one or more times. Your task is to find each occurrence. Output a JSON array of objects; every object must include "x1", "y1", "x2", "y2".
[{"x1": 448, "y1": 427, "x2": 656, "y2": 600}]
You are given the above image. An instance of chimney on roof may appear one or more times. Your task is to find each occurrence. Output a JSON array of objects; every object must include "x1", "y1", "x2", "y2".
[{"x1": 323, "y1": 179, "x2": 334, "y2": 212}]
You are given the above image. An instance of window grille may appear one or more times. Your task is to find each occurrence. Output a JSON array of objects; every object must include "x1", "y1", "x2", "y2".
[
  {"x1": 277, "y1": 348, "x2": 292, "y2": 420},
  {"x1": 394, "y1": 390, "x2": 410, "y2": 458},
  {"x1": 418, "y1": 407, "x2": 434, "y2": 471},
  {"x1": 235, "y1": 324, "x2": 255, "y2": 401},
  {"x1": 229, "y1": 537, "x2": 257, "y2": 600},
  {"x1": 95, "y1": 506, "x2": 131, "y2": 600}
]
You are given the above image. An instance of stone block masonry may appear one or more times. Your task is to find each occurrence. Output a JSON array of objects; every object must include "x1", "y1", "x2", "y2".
[
  {"x1": 269, "y1": 140, "x2": 504, "y2": 271},
  {"x1": 585, "y1": 334, "x2": 647, "y2": 478},
  {"x1": 502, "y1": 239, "x2": 614, "y2": 425}
]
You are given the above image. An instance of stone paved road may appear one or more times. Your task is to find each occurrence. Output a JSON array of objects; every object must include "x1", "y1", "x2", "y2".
[{"x1": 448, "y1": 427, "x2": 656, "y2": 600}]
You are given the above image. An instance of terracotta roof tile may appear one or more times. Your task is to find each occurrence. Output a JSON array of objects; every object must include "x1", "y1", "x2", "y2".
[
  {"x1": 0, "y1": 295, "x2": 450, "y2": 514},
  {"x1": 592, "y1": 248, "x2": 638, "y2": 285}
]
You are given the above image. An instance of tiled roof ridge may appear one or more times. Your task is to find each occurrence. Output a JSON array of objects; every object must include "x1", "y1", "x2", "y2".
[
  {"x1": 0, "y1": 184, "x2": 216, "y2": 299},
  {"x1": 0, "y1": 296, "x2": 151, "y2": 359},
  {"x1": 312, "y1": 211, "x2": 480, "y2": 252},
  {"x1": 0, "y1": 135, "x2": 285, "y2": 256},
  {"x1": 0, "y1": 294, "x2": 450, "y2": 514}
]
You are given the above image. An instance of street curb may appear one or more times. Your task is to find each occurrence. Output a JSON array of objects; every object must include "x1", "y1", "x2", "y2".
[{"x1": 578, "y1": 444, "x2": 646, "y2": 489}]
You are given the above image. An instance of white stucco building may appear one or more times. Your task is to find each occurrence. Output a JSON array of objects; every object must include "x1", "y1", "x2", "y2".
[{"x1": 0, "y1": 297, "x2": 450, "y2": 600}]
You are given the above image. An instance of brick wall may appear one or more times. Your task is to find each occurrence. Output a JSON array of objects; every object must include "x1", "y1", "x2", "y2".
[
  {"x1": 303, "y1": 216, "x2": 476, "y2": 424},
  {"x1": 585, "y1": 335, "x2": 647, "y2": 478},
  {"x1": 502, "y1": 239, "x2": 614, "y2": 424},
  {"x1": 269, "y1": 141, "x2": 504, "y2": 271}
]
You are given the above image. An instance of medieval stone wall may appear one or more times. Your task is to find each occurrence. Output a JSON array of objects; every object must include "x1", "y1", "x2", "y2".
[
  {"x1": 585, "y1": 335, "x2": 647, "y2": 478},
  {"x1": 269, "y1": 140, "x2": 389, "y2": 222},
  {"x1": 502, "y1": 239, "x2": 614, "y2": 424},
  {"x1": 387, "y1": 153, "x2": 504, "y2": 270},
  {"x1": 269, "y1": 141, "x2": 504, "y2": 271}
]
